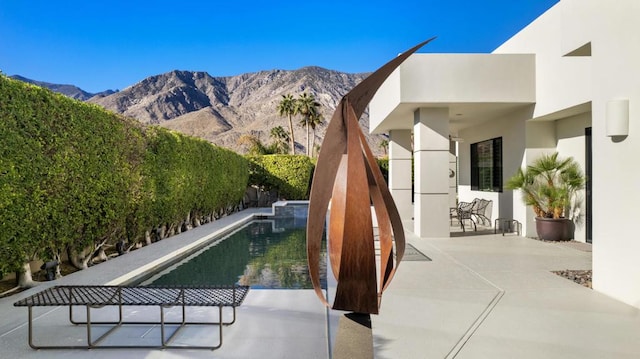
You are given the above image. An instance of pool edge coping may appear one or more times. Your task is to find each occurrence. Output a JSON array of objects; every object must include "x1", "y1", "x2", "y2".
[{"x1": 105, "y1": 213, "x2": 259, "y2": 286}]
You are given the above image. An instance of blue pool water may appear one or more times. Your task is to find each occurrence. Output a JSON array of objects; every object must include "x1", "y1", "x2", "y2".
[{"x1": 141, "y1": 220, "x2": 327, "y2": 289}]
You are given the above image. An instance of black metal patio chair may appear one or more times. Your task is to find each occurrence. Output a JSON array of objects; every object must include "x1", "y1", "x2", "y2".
[
  {"x1": 456, "y1": 200, "x2": 478, "y2": 232},
  {"x1": 473, "y1": 199, "x2": 493, "y2": 226}
]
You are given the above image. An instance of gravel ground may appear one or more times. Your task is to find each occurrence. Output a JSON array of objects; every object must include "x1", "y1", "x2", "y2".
[
  {"x1": 552, "y1": 269, "x2": 592, "y2": 288},
  {"x1": 528, "y1": 238, "x2": 593, "y2": 289}
]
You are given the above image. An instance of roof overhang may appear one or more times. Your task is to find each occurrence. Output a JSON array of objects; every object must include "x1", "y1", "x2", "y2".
[{"x1": 369, "y1": 53, "x2": 536, "y2": 134}]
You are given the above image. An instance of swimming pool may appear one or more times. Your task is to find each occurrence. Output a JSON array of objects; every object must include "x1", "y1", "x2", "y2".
[{"x1": 140, "y1": 220, "x2": 327, "y2": 289}]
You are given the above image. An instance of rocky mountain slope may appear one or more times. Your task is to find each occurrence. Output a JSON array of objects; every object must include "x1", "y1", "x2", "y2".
[
  {"x1": 12, "y1": 67, "x2": 388, "y2": 155},
  {"x1": 87, "y1": 67, "x2": 386, "y2": 154},
  {"x1": 10, "y1": 75, "x2": 116, "y2": 100}
]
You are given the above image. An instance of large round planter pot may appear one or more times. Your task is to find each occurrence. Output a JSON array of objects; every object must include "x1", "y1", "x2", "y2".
[{"x1": 535, "y1": 217, "x2": 574, "y2": 241}]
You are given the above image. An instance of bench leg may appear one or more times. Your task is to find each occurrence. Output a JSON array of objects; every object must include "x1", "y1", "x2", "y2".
[
  {"x1": 69, "y1": 288, "x2": 124, "y2": 326},
  {"x1": 86, "y1": 306, "x2": 91, "y2": 347},
  {"x1": 86, "y1": 304, "x2": 126, "y2": 348},
  {"x1": 27, "y1": 306, "x2": 84, "y2": 350},
  {"x1": 160, "y1": 305, "x2": 167, "y2": 347},
  {"x1": 226, "y1": 306, "x2": 237, "y2": 325},
  {"x1": 159, "y1": 304, "x2": 224, "y2": 350},
  {"x1": 24, "y1": 304, "x2": 232, "y2": 350},
  {"x1": 27, "y1": 306, "x2": 37, "y2": 349},
  {"x1": 217, "y1": 305, "x2": 223, "y2": 349},
  {"x1": 160, "y1": 304, "x2": 186, "y2": 348},
  {"x1": 26, "y1": 306, "x2": 102, "y2": 350},
  {"x1": 69, "y1": 304, "x2": 124, "y2": 326}
]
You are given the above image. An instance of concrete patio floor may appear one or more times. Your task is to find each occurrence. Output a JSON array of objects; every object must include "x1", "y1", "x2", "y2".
[
  {"x1": 374, "y1": 223, "x2": 640, "y2": 358},
  {"x1": 1, "y1": 210, "x2": 640, "y2": 358}
]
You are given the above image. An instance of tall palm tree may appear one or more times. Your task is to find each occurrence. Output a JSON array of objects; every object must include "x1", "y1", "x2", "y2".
[
  {"x1": 277, "y1": 94, "x2": 296, "y2": 154},
  {"x1": 295, "y1": 93, "x2": 321, "y2": 156},
  {"x1": 308, "y1": 111, "x2": 324, "y2": 157},
  {"x1": 379, "y1": 139, "x2": 389, "y2": 155}
]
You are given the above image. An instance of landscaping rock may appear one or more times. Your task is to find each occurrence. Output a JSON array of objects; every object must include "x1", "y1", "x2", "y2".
[{"x1": 552, "y1": 269, "x2": 592, "y2": 288}]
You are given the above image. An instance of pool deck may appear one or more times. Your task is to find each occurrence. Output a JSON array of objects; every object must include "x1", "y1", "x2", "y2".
[{"x1": 2, "y1": 208, "x2": 640, "y2": 358}]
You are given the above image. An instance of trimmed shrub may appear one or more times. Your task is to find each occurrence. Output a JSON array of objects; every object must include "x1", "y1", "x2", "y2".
[
  {"x1": 0, "y1": 76, "x2": 146, "y2": 271},
  {"x1": 0, "y1": 75, "x2": 249, "y2": 276},
  {"x1": 377, "y1": 157, "x2": 389, "y2": 183},
  {"x1": 140, "y1": 128, "x2": 249, "y2": 233},
  {"x1": 247, "y1": 155, "x2": 314, "y2": 200}
]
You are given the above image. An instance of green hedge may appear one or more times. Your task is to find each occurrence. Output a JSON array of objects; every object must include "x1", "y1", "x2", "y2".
[
  {"x1": 377, "y1": 157, "x2": 389, "y2": 183},
  {"x1": 246, "y1": 156, "x2": 388, "y2": 202},
  {"x1": 247, "y1": 155, "x2": 314, "y2": 200},
  {"x1": 141, "y1": 128, "x2": 249, "y2": 232},
  {"x1": 0, "y1": 75, "x2": 248, "y2": 275}
]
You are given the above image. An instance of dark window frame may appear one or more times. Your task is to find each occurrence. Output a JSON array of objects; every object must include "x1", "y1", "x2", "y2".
[{"x1": 470, "y1": 137, "x2": 503, "y2": 192}]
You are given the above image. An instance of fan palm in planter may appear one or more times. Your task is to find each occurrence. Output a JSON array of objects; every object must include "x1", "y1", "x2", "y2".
[{"x1": 506, "y1": 152, "x2": 586, "y2": 241}]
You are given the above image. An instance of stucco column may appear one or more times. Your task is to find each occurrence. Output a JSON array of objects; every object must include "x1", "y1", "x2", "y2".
[
  {"x1": 413, "y1": 108, "x2": 450, "y2": 238},
  {"x1": 388, "y1": 130, "x2": 413, "y2": 220},
  {"x1": 449, "y1": 151, "x2": 458, "y2": 209}
]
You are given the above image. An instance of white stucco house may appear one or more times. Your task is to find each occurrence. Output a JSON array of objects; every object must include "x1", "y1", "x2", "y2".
[{"x1": 370, "y1": 0, "x2": 640, "y2": 309}]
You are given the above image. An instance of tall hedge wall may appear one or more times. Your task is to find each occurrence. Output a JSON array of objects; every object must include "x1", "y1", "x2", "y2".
[
  {"x1": 247, "y1": 155, "x2": 314, "y2": 200},
  {"x1": 140, "y1": 128, "x2": 249, "y2": 234},
  {"x1": 246, "y1": 156, "x2": 392, "y2": 203},
  {"x1": 0, "y1": 75, "x2": 248, "y2": 276}
]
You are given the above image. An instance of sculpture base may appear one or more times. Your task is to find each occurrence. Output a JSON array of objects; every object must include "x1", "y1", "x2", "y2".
[{"x1": 332, "y1": 313, "x2": 373, "y2": 359}]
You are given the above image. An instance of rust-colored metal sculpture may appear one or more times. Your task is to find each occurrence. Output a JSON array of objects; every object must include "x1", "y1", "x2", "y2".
[{"x1": 307, "y1": 39, "x2": 434, "y2": 314}]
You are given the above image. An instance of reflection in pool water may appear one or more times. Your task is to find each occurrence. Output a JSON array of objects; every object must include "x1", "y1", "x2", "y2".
[{"x1": 144, "y1": 220, "x2": 327, "y2": 289}]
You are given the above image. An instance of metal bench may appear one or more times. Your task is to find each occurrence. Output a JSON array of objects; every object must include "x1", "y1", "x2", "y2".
[{"x1": 13, "y1": 285, "x2": 249, "y2": 350}]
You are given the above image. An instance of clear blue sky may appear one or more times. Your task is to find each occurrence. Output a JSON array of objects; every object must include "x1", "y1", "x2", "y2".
[{"x1": 1, "y1": 0, "x2": 559, "y2": 93}]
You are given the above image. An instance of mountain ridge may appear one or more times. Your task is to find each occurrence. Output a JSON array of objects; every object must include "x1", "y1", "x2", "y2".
[
  {"x1": 9, "y1": 75, "x2": 117, "y2": 100},
  {"x1": 13, "y1": 67, "x2": 387, "y2": 155}
]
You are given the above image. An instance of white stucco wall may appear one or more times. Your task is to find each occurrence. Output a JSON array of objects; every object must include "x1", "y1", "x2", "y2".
[
  {"x1": 500, "y1": 114, "x2": 591, "y2": 242},
  {"x1": 497, "y1": 0, "x2": 640, "y2": 308},
  {"x1": 370, "y1": 0, "x2": 640, "y2": 309},
  {"x1": 369, "y1": 69, "x2": 401, "y2": 132},
  {"x1": 494, "y1": 2, "x2": 592, "y2": 119},
  {"x1": 458, "y1": 106, "x2": 531, "y2": 225},
  {"x1": 555, "y1": 112, "x2": 591, "y2": 243},
  {"x1": 519, "y1": 122, "x2": 558, "y2": 238},
  {"x1": 586, "y1": 0, "x2": 640, "y2": 308},
  {"x1": 369, "y1": 54, "x2": 535, "y2": 133},
  {"x1": 398, "y1": 54, "x2": 535, "y2": 104}
]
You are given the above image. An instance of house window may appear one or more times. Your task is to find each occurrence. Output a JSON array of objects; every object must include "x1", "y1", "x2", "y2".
[{"x1": 471, "y1": 137, "x2": 502, "y2": 192}]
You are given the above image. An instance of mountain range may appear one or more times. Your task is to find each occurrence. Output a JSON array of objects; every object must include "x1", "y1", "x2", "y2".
[
  {"x1": 10, "y1": 75, "x2": 117, "y2": 101},
  {"x1": 12, "y1": 67, "x2": 387, "y2": 155}
]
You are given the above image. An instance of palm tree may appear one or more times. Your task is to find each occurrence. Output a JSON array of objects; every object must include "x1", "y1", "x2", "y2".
[
  {"x1": 506, "y1": 152, "x2": 585, "y2": 219},
  {"x1": 308, "y1": 111, "x2": 324, "y2": 157},
  {"x1": 295, "y1": 93, "x2": 321, "y2": 156},
  {"x1": 269, "y1": 126, "x2": 290, "y2": 154},
  {"x1": 277, "y1": 94, "x2": 296, "y2": 154},
  {"x1": 379, "y1": 138, "x2": 389, "y2": 156}
]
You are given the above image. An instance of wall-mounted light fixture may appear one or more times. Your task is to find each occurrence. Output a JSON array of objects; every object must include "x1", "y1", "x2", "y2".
[{"x1": 606, "y1": 99, "x2": 629, "y2": 137}]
